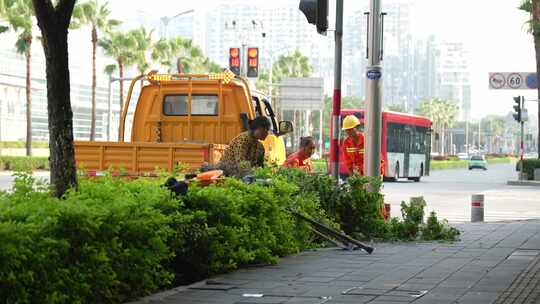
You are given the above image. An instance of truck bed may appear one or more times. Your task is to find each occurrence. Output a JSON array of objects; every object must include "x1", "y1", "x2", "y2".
[{"x1": 74, "y1": 141, "x2": 226, "y2": 176}]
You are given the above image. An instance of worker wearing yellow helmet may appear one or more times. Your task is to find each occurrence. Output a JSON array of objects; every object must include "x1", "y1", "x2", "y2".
[{"x1": 341, "y1": 115, "x2": 365, "y2": 177}]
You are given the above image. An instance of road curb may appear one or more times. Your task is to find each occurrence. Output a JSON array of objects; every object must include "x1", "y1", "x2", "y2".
[{"x1": 507, "y1": 180, "x2": 540, "y2": 187}]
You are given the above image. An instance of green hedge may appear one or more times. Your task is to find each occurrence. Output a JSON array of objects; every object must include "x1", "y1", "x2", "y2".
[
  {"x1": 431, "y1": 157, "x2": 514, "y2": 170},
  {"x1": 313, "y1": 157, "x2": 514, "y2": 173},
  {"x1": 431, "y1": 160, "x2": 469, "y2": 170},
  {"x1": 520, "y1": 159, "x2": 540, "y2": 180},
  {"x1": 0, "y1": 141, "x2": 49, "y2": 149},
  {"x1": 0, "y1": 168, "x2": 459, "y2": 303},
  {"x1": 0, "y1": 172, "x2": 321, "y2": 303},
  {"x1": 0, "y1": 156, "x2": 49, "y2": 171},
  {"x1": 488, "y1": 157, "x2": 515, "y2": 165}
]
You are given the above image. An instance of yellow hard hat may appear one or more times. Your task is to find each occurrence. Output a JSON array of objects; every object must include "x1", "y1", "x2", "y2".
[{"x1": 342, "y1": 115, "x2": 360, "y2": 130}]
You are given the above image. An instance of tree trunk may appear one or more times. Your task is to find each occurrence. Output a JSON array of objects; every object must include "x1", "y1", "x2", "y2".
[
  {"x1": 33, "y1": 0, "x2": 78, "y2": 197},
  {"x1": 90, "y1": 26, "x2": 97, "y2": 141},
  {"x1": 535, "y1": 34, "x2": 540, "y2": 158},
  {"x1": 26, "y1": 41, "x2": 32, "y2": 156}
]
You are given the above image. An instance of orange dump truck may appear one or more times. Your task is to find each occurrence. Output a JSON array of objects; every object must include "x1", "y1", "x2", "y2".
[{"x1": 74, "y1": 71, "x2": 293, "y2": 176}]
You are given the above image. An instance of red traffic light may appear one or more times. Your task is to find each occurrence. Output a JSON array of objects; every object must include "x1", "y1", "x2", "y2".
[
  {"x1": 247, "y1": 47, "x2": 258, "y2": 77},
  {"x1": 229, "y1": 47, "x2": 240, "y2": 76}
]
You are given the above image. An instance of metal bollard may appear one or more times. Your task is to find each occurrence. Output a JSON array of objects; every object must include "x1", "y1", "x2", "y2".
[{"x1": 471, "y1": 194, "x2": 484, "y2": 222}]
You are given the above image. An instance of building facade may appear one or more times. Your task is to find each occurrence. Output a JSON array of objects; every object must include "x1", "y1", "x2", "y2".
[{"x1": 0, "y1": 33, "x2": 125, "y2": 142}]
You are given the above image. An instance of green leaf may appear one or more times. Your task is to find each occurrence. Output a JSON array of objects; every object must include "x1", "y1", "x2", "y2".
[
  {"x1": 519, "y1": 0, "x2": 532, "y2": 12},
  {"x1": 104, "y1": 64, "x2": 116, "y2": 76}
]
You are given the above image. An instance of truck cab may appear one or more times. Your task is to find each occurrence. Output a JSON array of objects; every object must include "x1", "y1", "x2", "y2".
[{"x1": 75, "y1": 71, "x2": 292, "y2": 175}]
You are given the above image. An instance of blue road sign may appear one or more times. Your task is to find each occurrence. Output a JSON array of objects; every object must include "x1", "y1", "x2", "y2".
[{"x1": 526, "y1": 73, "x2": 538, "y2": 89}]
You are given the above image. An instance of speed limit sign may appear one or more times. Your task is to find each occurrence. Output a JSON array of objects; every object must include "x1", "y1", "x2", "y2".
[
  {"x1": 507, "y1": 73, "x2": 523, "y2": 89},
  {"x1": 489, "y1": 72, "x2": 536, "y2": 90}
]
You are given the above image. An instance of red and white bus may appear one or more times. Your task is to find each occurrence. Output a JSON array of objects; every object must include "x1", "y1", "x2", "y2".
[{"x1": 336, "y1": 109, "x2": 432, "y2": 182}]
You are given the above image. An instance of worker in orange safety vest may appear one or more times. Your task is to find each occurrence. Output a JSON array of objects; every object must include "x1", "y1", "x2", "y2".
[
  {"x1": 341, "y1": 115, "x2": 365, "y2": 176},
  {"x1": 341, "y1": 115, "x2": 385, "y2": 178}
]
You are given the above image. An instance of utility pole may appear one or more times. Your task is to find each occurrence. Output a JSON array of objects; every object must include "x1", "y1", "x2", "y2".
[
  {"x1": 330, "y1": 0, "x2": 343, "y2": 179},
  {"x1": 513, "y1": 96, "x2": 527, "y2": 179},
  {"x1": 478, "y1": 118, "x2": 481, "y2": 151},
  {"x1": 365, "y1": 0, "x2": 384, "y2": 190},
  {"x1": 465, "y1": 119, "x2": 469, "y2": 154},
  {"x1": 520, "y1": 118, "x2": 525, "y2": 176}
]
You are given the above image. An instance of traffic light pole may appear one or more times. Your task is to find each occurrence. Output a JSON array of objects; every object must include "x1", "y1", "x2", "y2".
[
  {"x1": 241, "y1": 43, "x2": 247, "y2": 77},
  {"x1": 520, "y1": 120, "x2": 524, "y2": 179},
  {"x1": 330, "y1": 0, "x2": 343, "y2": 180},
  {"x1": 365, "y1": 0, "x2": 383, "y2": 191}
]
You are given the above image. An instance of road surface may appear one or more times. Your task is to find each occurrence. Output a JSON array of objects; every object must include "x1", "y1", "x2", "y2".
[
  {"x1": 0, "y1": 171, "x2": 49, "y2": 190},
  {"x1": 0, "y1": 163, "x2": 538, "y2": 222},
  {"x1": 383, "y1": 162, "x2": 540, "y2": 222}
]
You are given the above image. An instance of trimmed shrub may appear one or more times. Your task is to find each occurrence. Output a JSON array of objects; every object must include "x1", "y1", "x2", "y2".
[
  {"x1": 0, "y1": 141, "x2": 49, "y2": 149},
  {"x1": 0, "y1": 175, "x2": 175, "y2": 303},
  {"x1": 520, "y1": 159, "x2": 540, "y2": 180},
  {"x1": 0, "y1": 172, "x2": 323, "y2": 302},
  {"x1": 0, "y1": 156, "x2": 49, "y2": 171}
]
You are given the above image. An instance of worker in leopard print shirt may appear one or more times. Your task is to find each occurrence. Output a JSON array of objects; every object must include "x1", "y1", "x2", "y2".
[{"x1": 217, "y1": 116, "x2": 270, "y2": 177}]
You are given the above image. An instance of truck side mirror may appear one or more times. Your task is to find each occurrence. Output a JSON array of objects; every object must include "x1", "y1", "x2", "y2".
[{"x1": 278, "y1": 121, "x2": 293, "y2": 135}]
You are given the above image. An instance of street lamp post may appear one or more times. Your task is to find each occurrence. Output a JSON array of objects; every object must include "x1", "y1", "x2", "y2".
[{"x1": 160, "y1": 9, "x2": 194, "y2": 39}]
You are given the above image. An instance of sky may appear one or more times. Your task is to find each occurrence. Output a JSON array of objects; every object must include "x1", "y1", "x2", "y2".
[{"x1": 106, "y1": 0, "x2": 537, "y2": 119}]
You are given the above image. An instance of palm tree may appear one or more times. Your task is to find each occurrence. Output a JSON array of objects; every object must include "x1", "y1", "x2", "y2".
[
  {"x1": 520, "y1": 0, "x2": 540, "y2": 158},
  {"x1": 272, "y1": 49, "x2": 313, "y2": 82},
  {"x1": 99, "y1": 30, "x2": 137, "y2": 116},
  {"x1": 3, "y1": 0, "x2": 33, "y2": 156},
  {"x1": 151, "y1": 38, "x2": 173, "y2": 72},
  {"x1": 256, "y1": 49, "x2": 313, "y2": 117},
  {"x1": 151, "y1": 37, "x2": 218, "y2": 74},
  {"x1": 0, "y1": 0, "x2": 10, "y2": 33},
  {"x1": 71, "y1": 0, "x2": 119, "y2": 140},
  {"x1": 417, "y1": 98, "x2": 458, "y2": 155},
  {"x1": 483, "y1": 116, "x2": 506, "y2": 153},
  {"x1": 131, "y1": 27, "x2": 153, "y2": 76},
  {"x1": 439, "y1": 101, "x2": 459, "y2": 155}
]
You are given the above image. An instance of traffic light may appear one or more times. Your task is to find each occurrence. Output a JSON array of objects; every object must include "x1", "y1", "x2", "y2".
[
  {"x1": 229, "y1": 47, "x2": 240, "y2": 76},
  {"x1": 299, "y1": 0, "x2": 328, "y2": 35},
  {"x1": 246, "y1": 47, "x2": 259, "y2": 78},
  {"x1": 513, "y1": 96, "x2": 522, "y2": 122}
]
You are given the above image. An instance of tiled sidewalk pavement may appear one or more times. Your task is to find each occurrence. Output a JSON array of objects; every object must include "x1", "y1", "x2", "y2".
[{"x1": 130, "y1": 220, "x2": 540, "y2": 304}]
